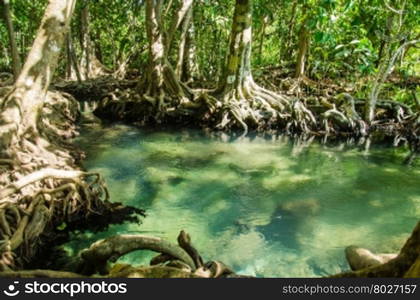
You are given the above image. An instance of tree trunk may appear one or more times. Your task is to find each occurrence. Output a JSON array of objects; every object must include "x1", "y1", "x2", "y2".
[
  {"x1": 365, "y1": 39, "x2": 419, "y2": 123},
  {"x1": 294, "y1": 18, "x2": 309, "y2": 78},
  {"x1": 66, "y1": 34, "x2": 72, "y2": 79},
  {"x1": 1, "y1": 0, "x2": 22, "y2": 80},
  {"x1": 282, "y1": 0, "x2": 298, "y2": 61},
  {"x1": 181, "y1": 19, "x2": 199, "y2": 83},
  {"x1": 175, "y1": 1, "x2": 193, "y2": 80},
  {"x1": 139, "y1": 0, "x2": 190, "y2": 110},
  {"x1": 79, "y1": 1, "x2": 91, "y2": 80},
  {"x1": 257, "y1": 16, "x2": 268, "y2": 64},
  {"x1": 66, "y1": 30, "x2": 82, "y2": 82},
  {"x1": 214, "y1": 0, "x2": 296, "y2": 134},
  {"x1": 144, "y1": 0, "x2": 166, "y2": 101},
  {"x1": 166, "y1": 0, "x2": 194, "y2": 55},
  {"x1": 365, "y1": 8, "x2": 399, "y2": 123},
  {"x1": 1, "y1": 0, "x2": 76, "y2": 146},
  {"x1": 218, "y1": 0, "x2": 254, "y2": 94},
  {"x1": 0, "y1": 0, "x2": 111, "y2": 271},
  {"x1": 79, "y1": 0, "x2": 106, "y2": 80}
]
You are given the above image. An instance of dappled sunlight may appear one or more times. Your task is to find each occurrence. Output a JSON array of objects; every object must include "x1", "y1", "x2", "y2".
[{"x1": 67, "y1": 125, "x2": 419, "y2": 277}]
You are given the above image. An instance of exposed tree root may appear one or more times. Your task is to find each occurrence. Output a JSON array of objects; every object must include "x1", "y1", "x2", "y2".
[
  {"x1": 332, "y1": 221, "x2": 420, "y2": 278},
  {"x1": 54, "y1": 76, "x2": 137, "y2": 104},
  {"x1": 2, "y1": 222, "x2": 418, "y2": 278},
  {"x1": 92, "y1": 81, "x2": 417, "y2": 149},
  {"x1": 212, "y1": 79, "x2": 292, "y2": 135},
  {"x1": 0, "y1": 90, "x2": 141, "y2": 272},
  {"x1": 40, "y1": 230, "x2": 238, "y2": 278},
  {"x1": 69, "y1": 230, "x2": 235, "y2": 278},
  {"x1": 138, "y1": 63, "x2": 193, "y2": 112},
  {"x1": 75, "y1": 233, "x2": 196, "y2": 275}
]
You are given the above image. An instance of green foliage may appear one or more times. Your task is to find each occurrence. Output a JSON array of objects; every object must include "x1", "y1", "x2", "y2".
[{"x1": 0, "y1": 0, "x2": 418, "y2": 105}]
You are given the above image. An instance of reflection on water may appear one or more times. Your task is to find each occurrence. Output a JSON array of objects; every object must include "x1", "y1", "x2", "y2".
[{"x1": 67, "y1": 123, "x2": 419, "y2": 277}]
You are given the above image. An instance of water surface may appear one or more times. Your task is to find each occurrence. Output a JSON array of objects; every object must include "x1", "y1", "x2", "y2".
[{"x1": 68, "y1": 123, "x2": 419, "y2": 277}]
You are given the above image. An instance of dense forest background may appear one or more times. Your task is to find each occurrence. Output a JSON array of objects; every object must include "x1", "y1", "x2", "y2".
[{"x1": 1, "y1": 0, "x2": 418, "y2": 104}]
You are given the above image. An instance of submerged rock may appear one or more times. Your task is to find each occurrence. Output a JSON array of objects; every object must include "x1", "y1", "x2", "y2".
[{"x1": 279, "y1": 198, "x2": 321, "y2": 216}]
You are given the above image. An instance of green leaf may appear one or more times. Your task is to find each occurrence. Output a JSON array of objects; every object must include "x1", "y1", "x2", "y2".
[{"x1": 56, "y1": 222, "x2": 67, "y2": 231}]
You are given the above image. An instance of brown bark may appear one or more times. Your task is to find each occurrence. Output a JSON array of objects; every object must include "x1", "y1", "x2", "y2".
[
  {"x1": 282, "y1": 0, "x2": 298, "y2": 60},
  {"x1": 294, "y1": 17, "x2": 310, "y2": 78},
  {"x1": 79, "y1": 1, "x2": 90, "y2": 79},
  {"x1": 66, "y1": 30, "x2": 82, "y2": 82}
]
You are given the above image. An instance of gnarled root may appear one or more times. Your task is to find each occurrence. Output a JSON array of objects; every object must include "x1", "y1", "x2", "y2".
[
  {"x1": 0, "y1": 91, "x2": 135, "y2": 271},
  {"x1": 73, "y1": 230, "x2": 236, "y2": 278},
  {"x1": 0, "y1": 168, "x2": 110, "y2": 270},
  {"x1": 95, "y1": 75, "x2": 195, "y2": 124},
  {"x1": 212, "y1": 78, "x2": 316, "y2": 135},
  {"x1": 320, "y1": 93, "x2": 367, "y2": 136},
  {"x1": 76, "y1": 233, "x2": 196, "y2": 275}
]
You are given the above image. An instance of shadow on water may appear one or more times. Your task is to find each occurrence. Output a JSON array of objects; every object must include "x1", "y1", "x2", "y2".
[{"x1": 69, "y1": 123, "x2": 419, "y2": 277}]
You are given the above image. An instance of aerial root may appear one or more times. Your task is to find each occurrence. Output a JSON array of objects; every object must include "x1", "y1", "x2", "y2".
[
  {"x1": 92, "y1": 79, "x2": 417, "y2": 144},
  {"x1": 0, "y1": 168, "x2": 109, "y2": 270},
  {"x1": 214, "y1": 81, "x2": 319, "y2": 135}
]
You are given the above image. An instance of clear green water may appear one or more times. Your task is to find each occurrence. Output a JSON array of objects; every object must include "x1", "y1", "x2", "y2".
[{"x1": 68, "y1": 123, "x2": 419, "y2": 277}]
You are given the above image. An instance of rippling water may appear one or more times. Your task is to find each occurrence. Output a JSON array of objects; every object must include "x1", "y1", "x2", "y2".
[{"x1": 67, "y1": 122, "x2": 419, "y2": 277}]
